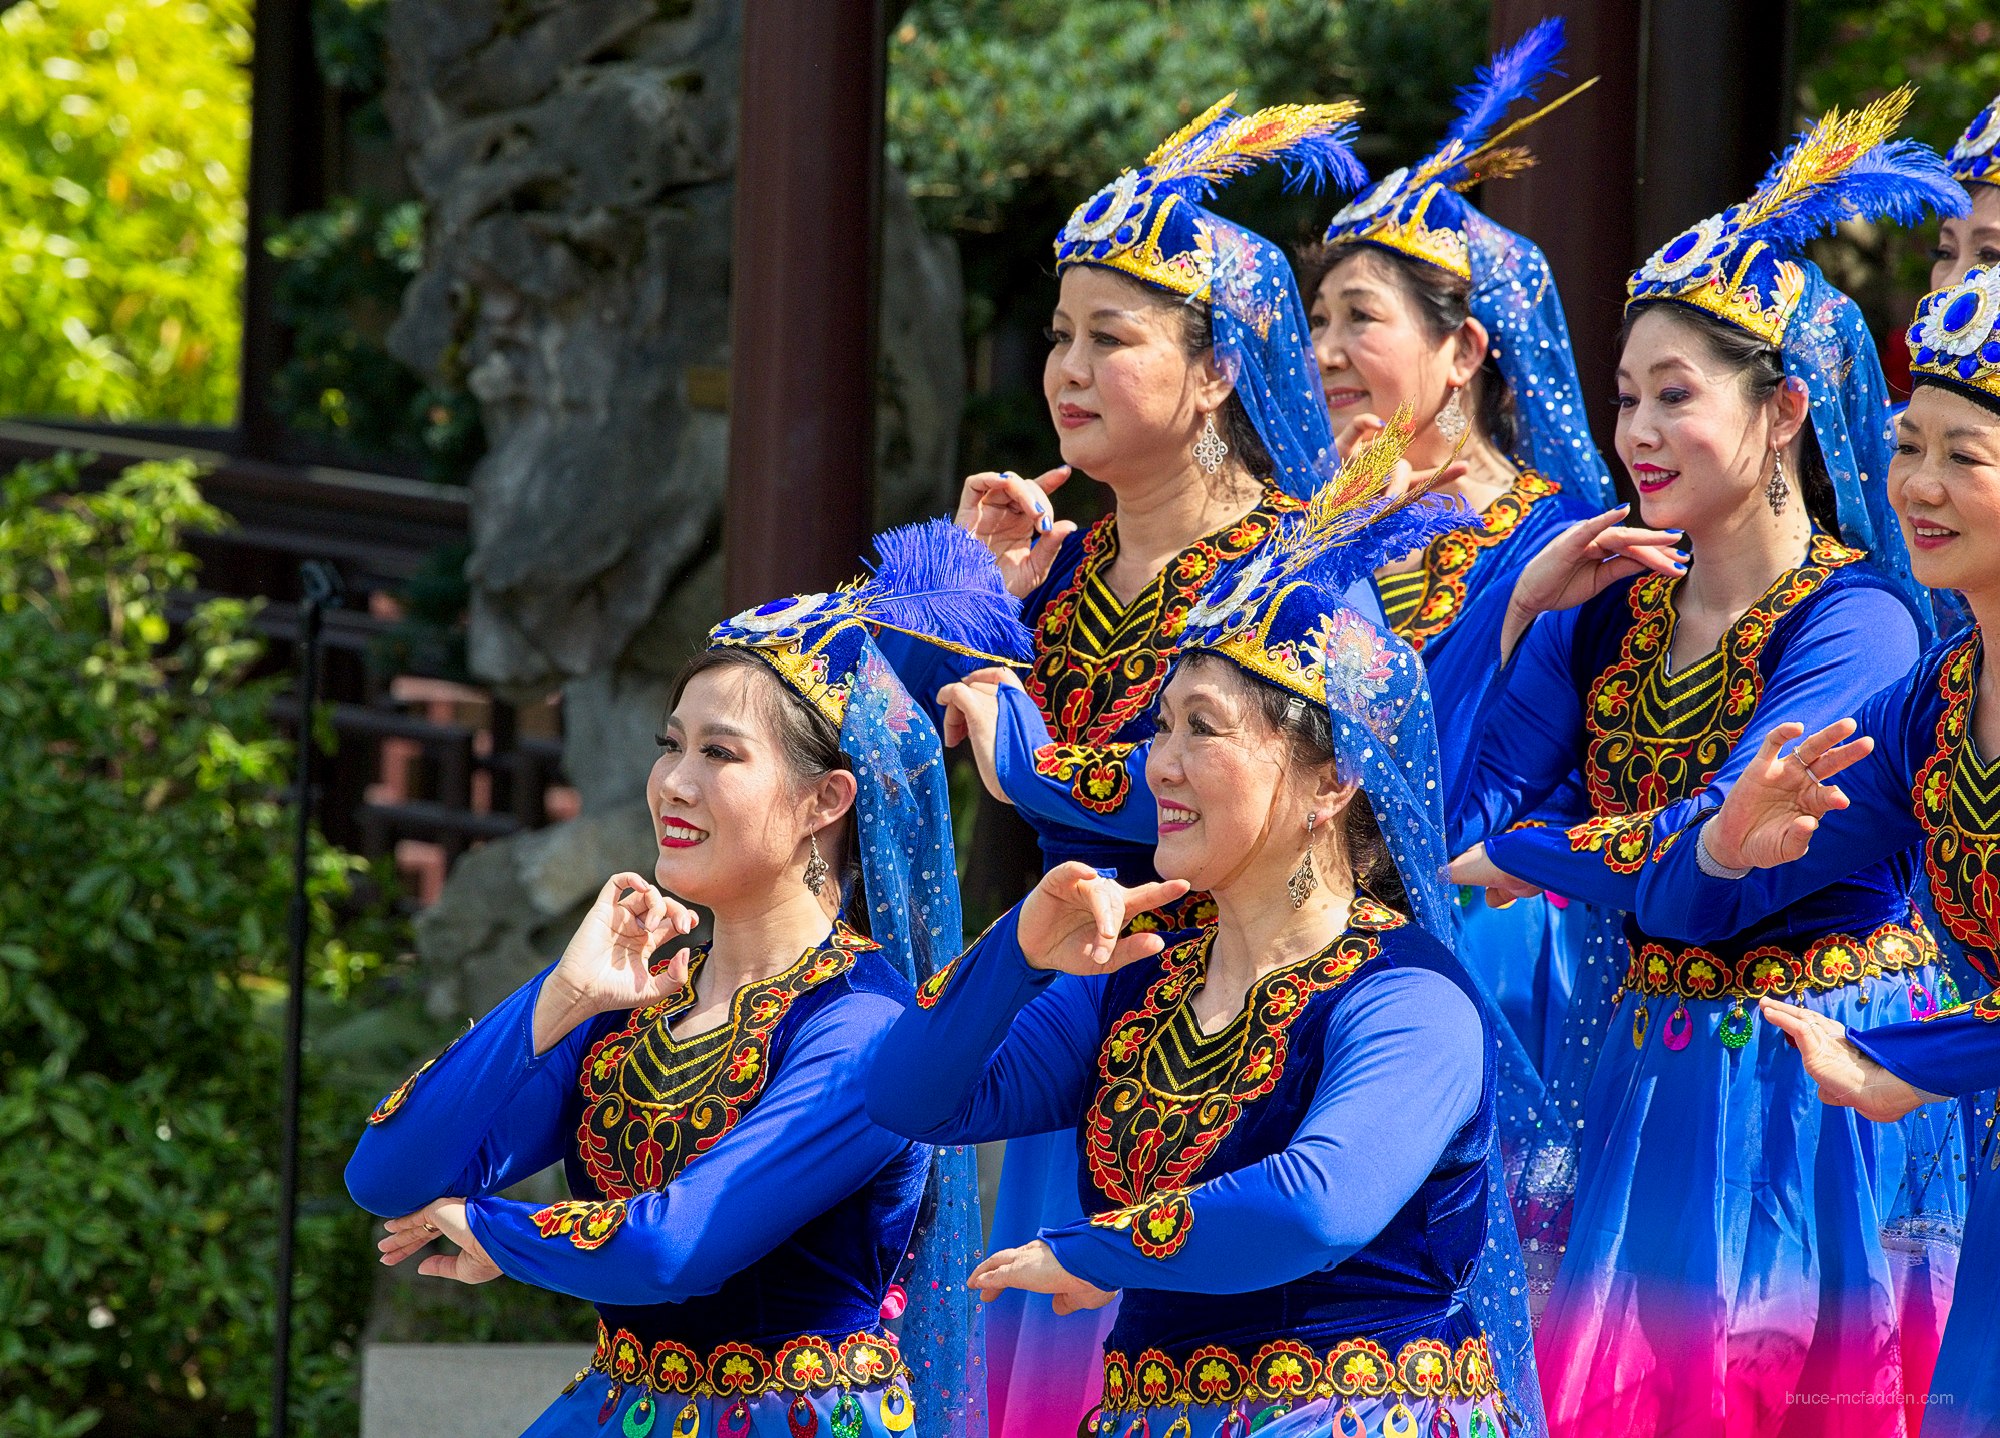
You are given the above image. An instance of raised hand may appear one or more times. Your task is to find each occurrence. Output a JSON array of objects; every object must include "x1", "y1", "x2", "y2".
[
  {"x1": 954, "y1": 465, "x2": 1076, "y2": 597},
  {"x1": 1502, "y1": 506, "x2": 1687, "y2": 661},
  {"x1": 535, "y1": 873, "x2": 700, "y2": 1051},
  {"x1": 1016, "y1": 862, "x2": 1191, "y2": 975},
  {"x1": 1448, "y1": 842, "x2": 1544, "y2": 908},
  {"x1": 1758, "y1": 997, "x2": 1939, "y2": 1122},
  {"x1": 967, "y1": 1239, "x2": 1117, "y2": 1315},
  {"x1": 936, "y1": 666, "x2": 1023, "y2": 803},
  {"x1": 379, "y1": 1198, "x2": 502, "y2": 1285},
  {"x1": 1699, "y1": 720, "x2": 1874, "y2": 872}
]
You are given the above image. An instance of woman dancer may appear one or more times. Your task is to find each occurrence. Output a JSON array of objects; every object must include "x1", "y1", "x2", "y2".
[
  {"x1": 873, "y1": 427, "x2": 1542, "y2": 1438},
  {"x1": 935, "y1": 97, "x2": 1372, "y2": 1431},
  {"x1": 1634, "y1": 263, "x2": 2000, "y2": 1437},
  {"x1": 345, "y1": 522, "x2": 1025, "y2": 1437},
  {"x1": 1307, "y1": 17, "x2": 1613, "y2": 1073},
  {"x1": 1935, "y1": 91, "x2": 2000, "y2": 287},
  {"x1": 1445, "y1": 94, "x2": 1968, "y2": 1435}
]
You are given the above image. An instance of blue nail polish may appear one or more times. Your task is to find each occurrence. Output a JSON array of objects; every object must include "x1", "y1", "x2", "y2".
[{"x1": 1093, "y1": 867, "x2": 1120, "y2": 880}]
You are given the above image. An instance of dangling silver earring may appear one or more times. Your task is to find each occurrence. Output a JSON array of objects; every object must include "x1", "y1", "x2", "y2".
[
  {"x1": 1193, "y1": 414, "x2": 1229, "y2": 474},
  {"x1": 1434, "y1": 386, "x2": 1469, "y2": 445},
  {"x1": 1765, "y1": 450, "x2": 1789, "y2": 515},
  {"x1": 1288, "y1": 814, "x2": 1319, "y2": 910},
  {"x1": 803, "y1": 833, "x2": 829, "y2": 896}
]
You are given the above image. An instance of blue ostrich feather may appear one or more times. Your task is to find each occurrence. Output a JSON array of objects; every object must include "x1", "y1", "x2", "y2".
[{"x1": 857, "y1": 518, "x2": 1032, "y2": 663}]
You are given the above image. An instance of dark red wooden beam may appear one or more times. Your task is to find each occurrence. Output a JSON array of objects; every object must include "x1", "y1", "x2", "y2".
[{"x1": 724, "y1": 0, "x2": 887, "y2": 609}]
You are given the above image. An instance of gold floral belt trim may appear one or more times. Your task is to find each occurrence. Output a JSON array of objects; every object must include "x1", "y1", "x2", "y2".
[
  {"x1": 573, "y1": 1319, "x2": 908, "y2": 1399},
  {"x1": 1096, "y1": 1332, "x2": 1498, "y2": 1412},
  {"x1": 1618, "y1": 914, "x2": 1937, "y2": 1051}
]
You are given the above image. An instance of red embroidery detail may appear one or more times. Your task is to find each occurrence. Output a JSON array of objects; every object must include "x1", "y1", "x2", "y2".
[
  {"x1": 1026, "y1": 491, "x2": 1300, "y2": 747},
  {"x1": 1032, "y1": 741, "x2": 1139, "y2": 814},
  {"x1": 1913, "y1": 635, "x2": 2000, "y2": 979},
  {"x1": 1390, "y1": 470, "x2": 1561, "y2": 651},
  {"x1": 1575, "y1": 533, "x2": 1859, "y2": 869},
  {"x1": 574, "y1": 925, "x2": 874, "y2": 1199},
  {"x1": 530, "y1": 1198, "x2": 627, "y2": 1251},
  {"x1": 1083, "y1": 900, "x2": 1402, "y2": 1215}
]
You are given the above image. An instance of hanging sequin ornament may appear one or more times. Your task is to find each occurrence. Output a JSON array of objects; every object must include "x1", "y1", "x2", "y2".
[
  {"x1": 1336, "y1": 1402, "x2": 1366, "y2": 1438},
  {"x1": 625, "y1": 1394, "x2": 658, "y2": 1438},
  {"x1": 599, "y1": 1382, "x2": 626, "y2": 1425},
  {"x1": 1469, "y1": 1409, "x2": 1498, "y2": 1438},
  {"x1": 1719, "y1": 997, "x2": 1755, "y2": 1049},
  {"x1": 878, "y1": 1383, "x2": 915, "y2": 1433},
  {"x1": 719, "y1": 1399, "x2": 752, "y2": 1438},
  {"x1": 1940, "y1": 971, "x2": 1963, "y2": 1008},
  {"x1": 1663, "y1": 998, "x2": 1693, "y2": 1051},
  {"x1": 672, "y1": 1404, "x2": 701, "y2": 1438},
  {"x1": 788, "y1": 1395, "x2": 818, "y2": 1438},
  {"x1": 830, "y1": 1394, "x2": 864, "y2": 1438},
  {"x1": 1631, "y1": 1000, "x2": 1651, "y2": 1049},
  {"x1": 1434, "y1": 386, "x2": 1469, "y2": 445},
  {"x1": 1431, "y1": 1404, "x2": 1462, "y2": 1438},
  {"x1": 1194, "y1": 414, "x2": 1230, "y2": 474},
  {"x1": 1117, "y1": 1419, "x2": 1150, "y2": 1438},
  {"x1": 1385, "y1": 1401, "x2": 1420, "y2": 1436},
  {"x1": 1162, "y1": 1420, "x2": 1193, "y2": 1438},
  {"x1": 1765, "y1": 451, "x2": 1789, "y2": 514},
  {"x1": 1910, "y1": 977, "x2": 1938, "y2": 1020}
]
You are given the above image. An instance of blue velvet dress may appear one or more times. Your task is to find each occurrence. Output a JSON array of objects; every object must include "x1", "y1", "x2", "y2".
[
  {"x1": 1637, "y1": 628, "x2": 2000, "y2": 1435},
  {"x1": 868, "y1": 899, "x2": 1520, "y2": 1437},
  {"x1": 978, "y1": 487, "x2": 1304, "y2": 1431},
  {"x1": 1457, "y1": 535, "x2": 1964, "y2": 1436},
  {"x1": 346, "y1": 925, "x2": 930, "y2": 1437},
  {"x1": 1374, "y1": 464, "x2": 1602, "y2": 1080}
]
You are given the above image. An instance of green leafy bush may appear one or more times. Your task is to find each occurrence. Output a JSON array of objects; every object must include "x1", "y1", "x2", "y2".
[
  {"x1": 0, "y1": 0, "x2": 251, "y2": 424},
  {"x1": 0, "y1": 455, "x2": 399, "y2": 1435}
]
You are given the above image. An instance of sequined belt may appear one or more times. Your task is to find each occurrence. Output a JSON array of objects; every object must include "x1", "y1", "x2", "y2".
[
  {"x1": 1092, "y1": 1332, "x2": 1499, "y2": 1415},
  {"x1": 572, "y1": 1320, "x2": 912, "y2": 1412},
  {"x1": 1618, "y1": 912, "x2": 1943, "y2": 1050}
]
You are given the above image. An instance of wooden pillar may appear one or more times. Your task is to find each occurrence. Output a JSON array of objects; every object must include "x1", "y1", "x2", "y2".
[
  {"x1": 1484, "y1": 0, "x2": 1794, "y2": 470},
  {"x1": 237, "y1": 0, "x2": 326, "y2": 460},
  {"x1": 724, "y1": 0, "x2": 886, "y2": 609}
]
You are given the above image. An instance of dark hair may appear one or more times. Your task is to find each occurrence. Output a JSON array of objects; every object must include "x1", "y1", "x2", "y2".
[
  {"x1": 1174, "y1": 298, "x2": 1275, "y2": 487},
  {"x1": 1620, "y1": 302, "x2": 1839, "y2": 536},
  {"x1": 1295, "y1": 241, "x2": 1519, "y2": 456},
  {"x1": 668, "y1": 647, "x2": 862, "y2": 905},
  {"x1": 1177, "y1": 651, "x2": 1405, "y2": 911}
]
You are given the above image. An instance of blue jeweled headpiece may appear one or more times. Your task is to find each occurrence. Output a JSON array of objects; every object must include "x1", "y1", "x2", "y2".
[
  {"x1": 1053, "y1": 98, "x2": 1367, "y2": 502},
  {"x1": 1627, "y1": 90, "x2": 1967, "y2": 638},
  {"x1": 1319, "y1": 17, "x2": 1611, "y2": 509},
  {"x1": 1321, "y1": 18, "x2": 1586, "y2": 282},
  {"x1": 1177, "y1": 410, "x2": 1470, "y2": 944},
  {"x1": 1951, "y1": 92, "x2": 2000, "y2": 190},
  {"x1": 710, "y1": 519, "x2": 1027, "y2": 1438},
  {"x1": 1628, "y1": 88, "x2": 1965, "y2": 346},
  {"x1": 709, "y1": 519, "x2": 1031, "y2": 724},
  {"x1": 1909, "y1": 262, "x2": 2000, "y2": 417}
]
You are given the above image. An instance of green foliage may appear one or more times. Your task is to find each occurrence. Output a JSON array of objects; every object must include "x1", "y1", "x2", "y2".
[
  {"x1": 267, "y1": 198, "x2": 485, "y2": 485},
  {"x1": 0, "y1": 0, "x2": 251, "y2": 424},
  {"x1": 1796, "y1": 0, "x2": 2000, "y2": 152},
  {"x1": 887, "y1": 0, "x2": 1485, "y2": 235},
  {"x1": 0, "y1": 454, "x2": 401, "y2": 1434}
]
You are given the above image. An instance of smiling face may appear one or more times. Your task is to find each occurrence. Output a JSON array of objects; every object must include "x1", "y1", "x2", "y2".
[
  {"x1": 1889, "y1": 384, "x2": 2000, "y2": 601},
  {"x1": 1148, "y1": 657, "x2": 1353, "y2": 900},
  {"x1": 1042, "y1": 265, "x2": 1231, "y2": 487},
  {"x1": 1308, "y1": 248, "x2": 1479, "y2": 437},
  {"x1": 1613, "y1": 306, "x2": 1804, "y2": 535},
  {"x1": 1931, "y1": 185, "x2": 2000, "y2": 290},
  {"x1": 646, "y1": 659, "x2": 855, "y2": 914}
]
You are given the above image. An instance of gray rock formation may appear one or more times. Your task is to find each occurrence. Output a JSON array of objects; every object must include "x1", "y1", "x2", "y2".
[{"x1": 382, "y1": 0, "x2": 964, "y2": 1004}]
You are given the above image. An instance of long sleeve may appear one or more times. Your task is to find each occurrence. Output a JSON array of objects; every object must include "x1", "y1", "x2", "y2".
[
  {"x1": 1041, "y1": 968, "x2": 1485, "y2": 1294},
  {"x1": 866, "y1": 904, "x2": 1109, "y2": 1143},
  {"x1": 345, "y1": 964, "x2": 590, "y2": 1217},
  {"x1": 1849, "y1": 1000, "x2": 2000, "y2": 1098},
  {"x1": 1448, "y1": 596, "x2": 1589, "y2": 851},
  {"x1": 1633, "y1": 670, "x2": 1927, "y2": 943},
  {"x1": 467, "y1": 992, "x2": 916, "y2": 1307},
  {"x1": 1485, "y1": 585, "x2": 1922, "y2": 913},
  {"x1": 990, "y1": 684, "x2": 1158, "y2": 849}
]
